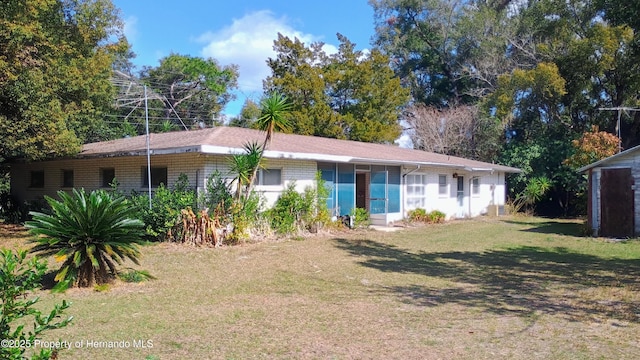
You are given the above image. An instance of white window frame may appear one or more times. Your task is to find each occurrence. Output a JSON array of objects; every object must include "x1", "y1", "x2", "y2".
[
  {"x1": 472, "y1": 177, "x2": 480, "y2": 196},
  {"x1": 406, "y1": 174, "x2": 427, "y2": 209},
  {"x1": 255, "y1": 168, "x2": 282, "y2": 186},
  {"x1": 101, "y1": 168, "x2": 115, "y2": 188},
  {"x1": 438, "y1": 174, "x2": 448, "y2": 196},
  {"x1": 29, "y1": 170, "x2": 45, "y2": 189},
  {"x1": 141, "y1": 167, "x2": 168, "y2": 188},
  {"x1": 62, "y1": 169, "x2": 74, "y2": 188}
]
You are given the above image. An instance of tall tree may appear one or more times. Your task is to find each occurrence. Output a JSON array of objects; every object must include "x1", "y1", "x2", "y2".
[
  {"x1": 141, "y1": 54, "x2": 239, "y2": 128},
  {"x1": 406, "y1": 104, "x2": 502, "y2": 160},
  {"x1": 264, "y1": 33, "x2": 409, "y2": 143},
  {"x1": 228, "y1": 99, "x2": 261, "y2": 128},
  {"x1": 0, "y1": 0, "x2": 129, "y2": 162},
  {"x1": 112, "y1": 54, "x2": 239, "y2": 135}
]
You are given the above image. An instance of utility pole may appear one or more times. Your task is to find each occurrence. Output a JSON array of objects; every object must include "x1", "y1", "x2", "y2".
[
  {"x1": 598, "y1": 107, "x2": 640, "y2": 153},
  {"x1": 145, "y1": 85, "x2": 152, "y2": 209}
]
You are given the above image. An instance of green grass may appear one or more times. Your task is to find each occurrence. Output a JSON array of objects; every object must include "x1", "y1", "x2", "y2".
[{"x1": 3, "y1": 216, "x2": 640, "y2": 359}]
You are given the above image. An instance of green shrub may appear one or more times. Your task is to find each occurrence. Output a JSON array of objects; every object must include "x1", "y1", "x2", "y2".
[
  {"x1": 427, "y1": 210, "x2": 446, "y2": 224},
  {"x1": 350, "y1": 208, "x2": 370, "y2": 227},
  {"x1": 269, "y1": 182, "x2": 312, "y2": 234},
  {"x1": 27, "y1": 189, "x2": 146, "y2": 290},
  {"x1": 129, "y1": 173, "x2": 196, "y2": 241},
  {"x1": 200, "y1": 170, "x2": 233, "y2": 218},
  {"x1": 408, "y1": 208, "x2": 446, "y2": 224},
  {"x1": 408, "y1": 208, "x2": 428, "y2": 222},
  {"x1": 268, "y1": 174, "x2": 335, "y2": 234},
  {"x1": 0, "y1": 194, "x2": 48, "y2": 224},
  {"x1": 0, "y1": 249, "x2": 72, "y2": 360},
  {"x1": 118, "y1": 268, "x2": 156, "y2": 283},
  {"x1": 314, "y1": 171, "x2": 332, "y2": 227},
  {"x1": 229, "y1": 192, "x2": 265, "y2": 243}
]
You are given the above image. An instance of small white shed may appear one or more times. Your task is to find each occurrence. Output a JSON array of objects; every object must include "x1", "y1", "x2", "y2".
[{"x1": 579, "y1": 145, "x2": 640, "y2": 237}]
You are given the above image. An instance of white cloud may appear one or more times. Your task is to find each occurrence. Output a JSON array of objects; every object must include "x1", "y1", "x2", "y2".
[
  {"x1": 198, "y1": 10, "x2": 337, "y2": 94},
  {"x1": 394, "y1": 134, "x2": 414, "y2": 149},
  {"x1": 122, "y1": 15, "x2": 138, "y2": 42}
]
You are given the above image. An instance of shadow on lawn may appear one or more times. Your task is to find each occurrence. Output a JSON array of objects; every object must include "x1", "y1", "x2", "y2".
[
  {"x1": 332, "y1": 238, "x2": 640, "y2": 323},
  {"x1": 501, "y1": 219, "x2": 582, "y2": 236}
]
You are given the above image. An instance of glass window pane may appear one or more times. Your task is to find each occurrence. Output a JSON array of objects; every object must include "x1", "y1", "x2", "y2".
[
  {"x1": 102, "y1": 168, "x2": 115, "y2": 188},
  {"x1": 387, "y1": 166, "x2": 401, "y2": 213},
  {"x1": 62, "y1": 170, "x2": 74, "y2": 188},
  {"x1": 142, "y1": 167, "x2": 167, "y2": 188},
  {"x1": 30, "y1": 171, "x2": 45, "y2": 188},
  {"x1": 337, "y1": 164, "x2": 354, "y2": 216},
  {"x1": 320, "y1": 169, "x2": 335, "y2": 212},
  {"x1": 438, "y1": 174, "x2": 447, "y2": 195},
  {"x1": 262, "y1": 169, "x2": 281, "y2": 185}
]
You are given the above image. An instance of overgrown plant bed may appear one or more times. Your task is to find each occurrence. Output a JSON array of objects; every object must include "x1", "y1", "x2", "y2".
[{"x1": 2, "y1": 217, "x2": 640, "y2": 359}]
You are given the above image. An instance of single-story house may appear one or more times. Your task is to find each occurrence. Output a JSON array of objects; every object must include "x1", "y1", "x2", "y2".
[
  {"x1": 10, "y1": 127, "x2": 520, "y2": 225},
  {"x1": 579, "y1": 145, "x2": 640, "y2": 237}
]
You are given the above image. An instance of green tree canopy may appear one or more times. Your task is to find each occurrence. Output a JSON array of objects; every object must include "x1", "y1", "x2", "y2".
[
  {"x1": 229, "y1": 99, "x2": 261, "y2": 128},
  {"x1": 371, "y1": 0, "x2": 640, "y2": 216},
  {"x1": 112, "y1": 54, "x2": 239, "y2": 135},
  {"x1": 141, "y1": 54, "x2": 239, "y2": 127},
  {"x1": 264, "y1": 33, "x2": 410, "y2": 143},
  {"x1": 0, "y1": 0, "x2": 129, "y2": 163}
]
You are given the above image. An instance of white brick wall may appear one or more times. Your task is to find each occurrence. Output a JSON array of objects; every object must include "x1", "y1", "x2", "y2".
[
  {"x1": 11, "y1": 153, "x2": 508, "y2": 223},
  {"x1": 199, "y1": 156, "x2": 317, "y2": 207},
  {"x1": 403, "y1": 167, "x2": 506, "y2": 220},
  {"x1": 10, "y1": 153, "x2": 205, "y2": 202}
]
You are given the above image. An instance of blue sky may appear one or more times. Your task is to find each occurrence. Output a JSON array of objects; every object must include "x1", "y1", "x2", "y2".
[{"x1": 112, "y1": 0, "x2": 376, "y2": 117}]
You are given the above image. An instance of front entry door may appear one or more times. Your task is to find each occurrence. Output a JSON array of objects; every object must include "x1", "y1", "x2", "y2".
[
  {"x1": 355, "y1": 172, "x2": 369, "y2": 211},
  {"x1": 600, "y1": 168, "x2": 634, "y2": 237}
]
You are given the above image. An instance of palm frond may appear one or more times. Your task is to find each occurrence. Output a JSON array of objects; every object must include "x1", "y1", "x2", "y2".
[{"x1": 27, "y1": 189, "x2": 145, "y2": 288}]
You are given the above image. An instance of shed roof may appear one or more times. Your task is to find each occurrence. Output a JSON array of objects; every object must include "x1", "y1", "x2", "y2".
[
  {"x1": 577, "y1": 144, "x2": 640, "y2": 172},
  {"x1": 81, "y1": 127, "x2": 521, "y2": 173}
]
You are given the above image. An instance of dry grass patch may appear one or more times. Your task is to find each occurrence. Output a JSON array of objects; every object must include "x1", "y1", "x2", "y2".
[{"x1": 2, "y1": 217, "x2": 640, "y2": 359}]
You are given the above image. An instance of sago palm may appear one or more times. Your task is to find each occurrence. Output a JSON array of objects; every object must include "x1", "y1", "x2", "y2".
[{"x1": 27, "y1": 189, "x2": 145, "y2": 290}]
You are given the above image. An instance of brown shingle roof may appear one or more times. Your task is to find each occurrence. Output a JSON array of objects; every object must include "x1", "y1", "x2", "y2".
[{"x1": 80, "y1": 127, "x2": 521, "y2": 173}]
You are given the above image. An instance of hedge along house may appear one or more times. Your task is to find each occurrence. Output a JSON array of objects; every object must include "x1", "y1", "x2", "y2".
[
  {"x1": 578, "y1": 145, "x2": 640, "y2": 238},
  {"x1": 10, "y1": 127, "x2": 520, "y2": 225}
]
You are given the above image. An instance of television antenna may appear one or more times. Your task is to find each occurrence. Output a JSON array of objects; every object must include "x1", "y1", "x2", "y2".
[{"x1": 597, "y1": 107, "x2": 640, "y2": 153}]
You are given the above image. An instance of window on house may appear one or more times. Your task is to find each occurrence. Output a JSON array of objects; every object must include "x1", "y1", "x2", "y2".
[
  {"x1": 256, "y1": 168, "x2": 282, "y2": 186},
  {"x1": 406, "y1": 174, "x2": 427, "y2": 209},
  {"x1": 29, "y1": 171, "x2": 45, "y2": 188},
  {"x1": 101, "y1": 168, "x2": 115, "y2": 188},
  {"x1": 472, "y1": 177, "x2": 480, "y2": 195},
  {"x1": 438, "y1": 174, "x2": 448, "y2": 195},
  {"x1": 141, "y1": 167, "x2": 168, "y2": 188},
  {"x1": 62, "y1": 170, "x2": 74, "y2": 188}
]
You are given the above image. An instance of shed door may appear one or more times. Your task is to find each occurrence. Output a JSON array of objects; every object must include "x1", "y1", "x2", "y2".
[{"x1": 600, "y1": 168, "x2": 634, "y2": 238}]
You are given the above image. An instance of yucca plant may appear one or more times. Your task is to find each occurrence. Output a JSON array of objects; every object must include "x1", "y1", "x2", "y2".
[{"x1": 26, "y1": 189, "x2": 145, "y2": 290}]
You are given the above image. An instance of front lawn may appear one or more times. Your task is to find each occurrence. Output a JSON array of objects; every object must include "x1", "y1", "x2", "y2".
[{"x1": 3, "y1": 217, "x2": 640, "y2": 359}]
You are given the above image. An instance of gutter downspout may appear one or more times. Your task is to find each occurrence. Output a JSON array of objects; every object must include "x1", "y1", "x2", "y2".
[
  {"x1": 402, "y1": 165, "x2": 421, "y2": 218},
  {"x1": 469, "y1": 176, "x2": 473, "y2": 218}
]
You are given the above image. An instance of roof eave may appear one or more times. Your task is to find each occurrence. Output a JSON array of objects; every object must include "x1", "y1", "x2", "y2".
[
  {"x1": 77, "y1": 143, "x2": 522, "y2": 173},
  {"x1": 78, "y1": 145, "x2": 203, "y2": 158},
  {"x1": 577, "y1": 145, "x2": 640, "y2": 172}
]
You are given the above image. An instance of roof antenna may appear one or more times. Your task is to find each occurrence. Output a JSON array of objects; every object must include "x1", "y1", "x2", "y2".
[{"x1": 598, "y1": 106, "x2": 640, "y2": 153}]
